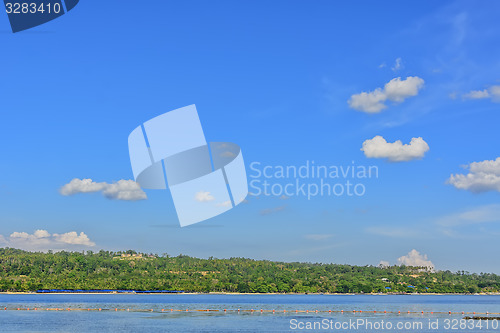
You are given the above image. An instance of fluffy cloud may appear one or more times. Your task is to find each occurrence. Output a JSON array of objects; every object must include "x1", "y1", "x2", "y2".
[
  {"x1": 53, "y1": 232, "x2": 94, "y2": 245},
  {"x1": 101, "y1": 180, "x2": 147, "y2": 200},
  {"x1": 34, "y1": 229, "x2": 51, "y2": 238},
  {"x1": 348, "y1": 76, "x2": 424, "y2": 113},
  {"x1": 2, "y1": 229, "x2": 95, "y2": 250},
  {"x1": 194, "y1": 191, "x2": 215, "y2": 202},
  {"x1": 462, "y1": 85, "x2": 500, "y2": 102},
  {"x1": 361, "y1": 135, "x2": 429, "y2": 162},
  {"x1": 447, "y1": 157, "x2": 500, "y2": 193},
  {"x1": 60, "y1": 178, "x2": 147, "y2": 201},
  {"x1": 397, "y1": 249, "x2": 434, "y2": 269},
  {"x1": 384, "y1": 77, "x2": 424, "y2": 102},
  {"x1": 349, "y1": 89, "x2": 387, "y2": 113}
]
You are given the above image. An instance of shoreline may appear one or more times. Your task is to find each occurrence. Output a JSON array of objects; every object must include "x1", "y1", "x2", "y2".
[{"x1": 2, "y1": 292, "x2": 499, "y2": 296}]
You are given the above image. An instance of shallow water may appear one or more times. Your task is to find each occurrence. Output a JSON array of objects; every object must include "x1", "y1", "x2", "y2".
[{"x1": 0, "y1": 294, "x2": 499, "y2": 332}]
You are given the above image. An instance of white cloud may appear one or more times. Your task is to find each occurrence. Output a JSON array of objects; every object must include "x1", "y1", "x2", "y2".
[
  {"x1": 437, "y1": 204, "x2": 500, "y2": 227},
  {"x1": 468, "y1": 158, "x2": 500, "y2": 174},
  {"x1": 361, "y1": 135, "x2": 429, "y2": 162},
  {"x1": 60, "y1": 178, "x2": 106, "y2": 195},
  {"x1": 194, "y1": 191, "x2": 215, "y2": 202},
  {"x1": 305, "y1": 234, "x2": 333, "y2": 241},
  {"x1": 34, "y1": 229, "x2": 51, "y2": 238},
  {"x1": 447, "y1": 157, "x2": 500, "y2": 193},
  {"x1": 53, "y1": 231, "x2": 94, "y2": 246},
  {"x1": 348, "y1": 76, "x2": 424, "y2": 113},
  {"x1": 10, "y1": 231, "x2": 30, "y2": 239},
  {"x1": 384, "y1": 77, "x2": 424, "y2": 102},
  {"x1": 101, "y1": 180, "x2": 147, "y2": 200},
  {"x1": 378, "y1": 260, "x2": 390, "y2": 268},
  {"x1": 216, "y1": 200, "x2": 232, "y2": 207},
  {"x1": 391, "y1": 57, "x2": 403, "y2": 72},
  {"x1": 60, "y1": 178, "x2": 146, "y2": 201},
  {"x1": 463, "y1": 89, "x2": 489, "y2": 99},
  {"x1": 397, "y1": 249, "x2": 434, "y2": 269},
  {"x1": 10, "y1": 229, "x2": 53, "y2": 242},
  {"x1": 279, "y1": 195, "x2": 290, "y2": 200},
  {"x1": 348, "y1": 88, "x2": 387, "y2": 113},
  {"x1": 2, "y1": 229, "x2": 95, "y2": 250},
  {"x1": 462, "y1": 85, "x2": 500, "y2": 102}
]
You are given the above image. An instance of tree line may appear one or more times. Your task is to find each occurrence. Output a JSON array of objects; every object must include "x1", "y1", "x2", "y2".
[{"x1": 0, "y1": 248, "x2": 499, "y2": 294}]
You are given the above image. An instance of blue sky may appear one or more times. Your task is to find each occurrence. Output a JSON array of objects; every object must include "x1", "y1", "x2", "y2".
[{"x1": 1, "y1": 0, "x2": 500, "y2": 273}]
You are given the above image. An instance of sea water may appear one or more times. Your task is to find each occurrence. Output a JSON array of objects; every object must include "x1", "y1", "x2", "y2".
[{"x1": 0, "y1": 294, "x2": 498, "y2": 332}]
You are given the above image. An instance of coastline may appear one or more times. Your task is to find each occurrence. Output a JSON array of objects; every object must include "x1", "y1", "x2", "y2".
[{"x1": 2, "y1": 291, "x2": 499, "y2": 296}]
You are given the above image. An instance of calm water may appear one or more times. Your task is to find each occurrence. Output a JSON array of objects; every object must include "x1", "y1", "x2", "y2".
[{"x1": 0, "y1": 294, "x2": 499, "y2": 332}]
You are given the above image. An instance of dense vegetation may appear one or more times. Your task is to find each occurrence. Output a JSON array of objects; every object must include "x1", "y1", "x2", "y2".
[{"x1": 1, "y1": 248, "x2": 499, "y2": 294}]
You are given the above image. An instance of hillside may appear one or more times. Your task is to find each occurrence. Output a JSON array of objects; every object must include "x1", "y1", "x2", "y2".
[{"x1": 1, "y1": 248, "x2": 499, "y2": 293}]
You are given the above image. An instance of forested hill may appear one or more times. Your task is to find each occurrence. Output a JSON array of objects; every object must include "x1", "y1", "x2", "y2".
[{"x1": 1, "y1": 248, "x2": 499, "y2": 293}]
